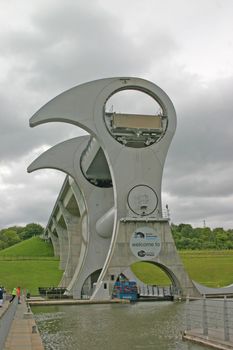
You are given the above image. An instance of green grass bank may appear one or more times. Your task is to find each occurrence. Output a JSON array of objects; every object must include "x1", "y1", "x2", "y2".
[
  {"x1": 0, "y1": 237, "x2": 62, "y2": 294},
  {"x1": 131, "y1": 250, "x2": 233, "y2": 288},
  {"x1": 0, "y1": 236, "x2": 55, "y2": 257},
  {"x1": 0, "y1": 237, "x2": 233, "y2": 295}
]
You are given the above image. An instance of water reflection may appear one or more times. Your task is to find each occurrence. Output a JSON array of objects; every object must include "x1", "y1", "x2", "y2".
[{"x1": 33, "y1": 302, "x2": 206, "y2": 350}]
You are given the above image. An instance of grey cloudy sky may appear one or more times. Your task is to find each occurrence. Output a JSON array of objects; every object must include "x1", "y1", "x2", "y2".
[{"x1": 0, "y1": 0, "x2": 233, "y2": 229}]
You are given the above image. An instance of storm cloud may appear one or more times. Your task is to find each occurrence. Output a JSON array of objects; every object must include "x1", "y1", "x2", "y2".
[{"x1": 1, "y1": 0, "x2": 233, "y2": 229}]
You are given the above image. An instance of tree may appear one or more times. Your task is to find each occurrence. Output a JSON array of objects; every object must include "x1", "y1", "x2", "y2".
[
  {"x1": 19, "y1": 223, "x2": 44, "y2": 240},
  {"x1": 0, "y1": 240, "x2": 7, "y2": 250},
  {"x1": 180, "y1": 224, "x2": 193, "y2": 238},
  {"x1": 172, "y1": 223, "x2": 233, "y2": 250},
  {"x1": 2, "y1": 230, "x2": 21, "y2": 246},
  {"x1": 0, "y1": 229, "x2": 21, "y2": 249}
]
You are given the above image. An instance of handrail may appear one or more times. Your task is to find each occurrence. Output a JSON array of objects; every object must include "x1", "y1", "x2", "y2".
[{"x1": 184, "y1": 296, "x2": 233, "y2": 341}]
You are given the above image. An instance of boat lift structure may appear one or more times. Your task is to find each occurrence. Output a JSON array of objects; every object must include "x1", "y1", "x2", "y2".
[{"x1": 28, "y1": 77, "x2": 200, "y2": 300}]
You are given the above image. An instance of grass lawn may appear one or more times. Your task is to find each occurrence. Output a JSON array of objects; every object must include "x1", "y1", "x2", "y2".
[
  {"x1": 0, "y1": 237, "x2": 63, "y2": 295},
  {"x1": 0, "y1": 260, "x2": 63, "y2": 295},
  {"x1": 0, "y1": 236, "x2": 233, "y2": 294},
  {"x1": 131, "y1": 250, "x2": 233, "y2": 288},
  {"x1": 180, "y1": 250, "x2": 233, "y2": 287}
]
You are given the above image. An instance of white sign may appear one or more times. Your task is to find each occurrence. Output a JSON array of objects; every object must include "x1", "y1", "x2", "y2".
[{"x1": 130, "y1": 227, "x2": 161, "y2": 260}]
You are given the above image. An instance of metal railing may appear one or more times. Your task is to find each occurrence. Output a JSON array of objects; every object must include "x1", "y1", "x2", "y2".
[
  {"x1": 137, "y1": 284, "x2": 174, "y2": 297},
  {"x1": 38, "y1": 287, "x2": 72, "y2": 299},
  {"x1": 185, "y1": 296, "x2": 233, "y2": 342}
]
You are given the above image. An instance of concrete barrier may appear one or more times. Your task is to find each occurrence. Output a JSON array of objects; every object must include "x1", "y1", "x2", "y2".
[{"x1": 0, "y1": 298, "x2": 17, "y2": 349}]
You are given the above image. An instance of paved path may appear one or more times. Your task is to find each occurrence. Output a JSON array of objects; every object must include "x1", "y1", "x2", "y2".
[
  {"x1": 3, "y1": 299, "x2": 44, "y2": 350},
  {"x1": 183, "y1": 328, "x2": 233, "y2": 349}
]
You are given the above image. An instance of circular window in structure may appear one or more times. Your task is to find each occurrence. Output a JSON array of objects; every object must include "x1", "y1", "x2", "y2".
[
  {"x1": 104, "y1": 89, "x2": 168, "y2": 148},
  {"x1": 127, "y1": 185, "x2": 158, "y2": 216}
]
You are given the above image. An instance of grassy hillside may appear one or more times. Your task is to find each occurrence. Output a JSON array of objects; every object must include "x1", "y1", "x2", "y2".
[
  {"x1": 0, "y1": 237, "x2": 62, "y2": 294},
  {"x1": 0, "y1": 237, "x2": 55, "y2": 257}
]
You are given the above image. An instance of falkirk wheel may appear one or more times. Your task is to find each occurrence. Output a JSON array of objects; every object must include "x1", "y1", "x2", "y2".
[{"x1": 28, "y1": 77, "x2": 200, "y2": 300}]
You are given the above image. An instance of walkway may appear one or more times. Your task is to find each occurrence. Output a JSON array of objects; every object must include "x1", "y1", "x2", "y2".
[
  {"x1": 183, "y1": 329, "x2": 233, "y2": 350},
  {"x1": 2, "y1": 299, "x2": 44, "y2": 350},
  {"x1": 183, "y1": 297, "x2": 233, "y2": 349}
]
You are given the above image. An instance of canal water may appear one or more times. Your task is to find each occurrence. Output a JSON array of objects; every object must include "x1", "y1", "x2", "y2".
[{"x1": 33, "y1": 301, "x2": 206, "y2": 350}]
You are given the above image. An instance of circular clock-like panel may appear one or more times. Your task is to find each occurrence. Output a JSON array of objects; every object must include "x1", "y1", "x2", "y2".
[{"x1": 127, "y1": 185, "x2": 158, "y2": 216}]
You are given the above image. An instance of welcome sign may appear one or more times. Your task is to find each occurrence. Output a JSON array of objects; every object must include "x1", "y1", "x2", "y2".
[{"x1": 130, "y1": 227, "x2": 161, "y2": 260}]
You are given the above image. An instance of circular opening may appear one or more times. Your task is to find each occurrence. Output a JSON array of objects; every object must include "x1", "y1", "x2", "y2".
[
  {"x1": 127, "y1": 185, "x2": 158, "y2": 216},
  {"x1": 104, "y1": 89, "x2": 167, "y2": 148}
]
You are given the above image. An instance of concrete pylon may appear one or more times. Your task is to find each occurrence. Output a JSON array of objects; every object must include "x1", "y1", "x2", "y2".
[
  {"x1": 57, "y1": 201, "x2": 81, "y2": 280},
  {"x1": 29, "y1": 77, "x2": 200, "y2": 299},
  {"x1": 47, "y1": 228, "x2": 60, "y2": 257},
  {"x1": 28, "y1": 136, "x2": 114, "y2": 298},
  {"x1": 51, "y1": 218, "x2": 69, "y2": 286}
]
